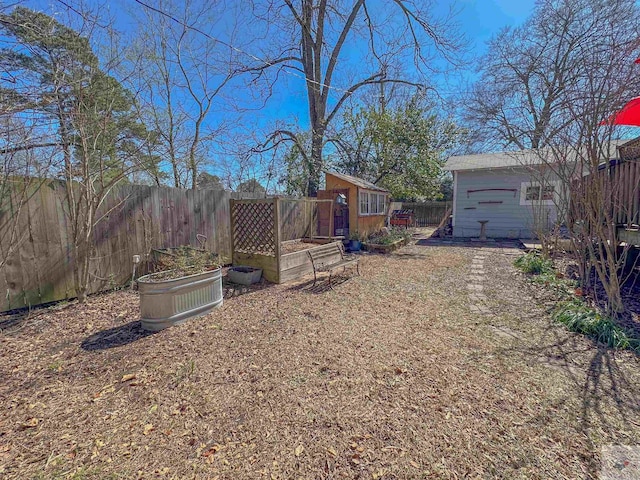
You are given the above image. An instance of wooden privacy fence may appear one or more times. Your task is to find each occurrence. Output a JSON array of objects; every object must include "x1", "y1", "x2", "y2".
[
  {"x1": 401, "y1": 201, "x2": 452, "y2": 226},
  {"x1": 279, "y1": 198, "x2": 319, "y2": 241},
  {"x1": 608, "y1": 159, "x2": 640, "y2": 227},
  {"x1": 570, "y1": 159, "x2": 640, "y2": 228},
  {"x1": 0, "y1": 181, "x2": 249, "y2": 312}
]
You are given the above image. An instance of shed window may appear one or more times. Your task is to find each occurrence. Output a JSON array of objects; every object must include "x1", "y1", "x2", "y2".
[
  {"x1": 378, "y1": 194, "x2": 386, "y2": 214},
  {"x1": 525, "y1": 186, "x2": 540, "y2": 201},
  {"x1": 520, "y1": 181, "x2": 558, "y2": 205},
  {"x1": 359, "y1": 190, "x2": 388, "y2": 216},
  {"x1": 542, "y1": 186, "x2": 555, "y2": 200},
  {"x1": 370, "y1": 193, "x2": 379, "y2": 214},
  {"x1": 359, "y1": 191, "x2": 369, "y2": 214}
]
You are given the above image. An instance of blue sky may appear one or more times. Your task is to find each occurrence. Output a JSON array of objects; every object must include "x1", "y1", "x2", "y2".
[
  {"x1": 16, "y1": 0, "x2": 538, "y2": 184},
  {"x1": 20, "y1": 0, "x2": 539, "y2": 124},
  {"x1": 238, "y1": 0, "x2": 537, "y2": 130},
  {"x1": 456, "y1": 0, "x2": 535, "y2": 44}
]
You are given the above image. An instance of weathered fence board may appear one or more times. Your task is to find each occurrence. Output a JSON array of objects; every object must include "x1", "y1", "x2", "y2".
[
  {"x1": 279, "y1": 199, "x2": 319, "y2": 241},
  {"x1": 401, "y1": 201, "x2": 452, "y2": 227},
  {"x1": 570, "y1": 159, "x2": 640, "y2": 229},
  {"x1": 0, "y1": 182, "x2": 247, "y2": 312}
]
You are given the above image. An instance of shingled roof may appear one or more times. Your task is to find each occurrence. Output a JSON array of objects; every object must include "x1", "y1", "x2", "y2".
[
  {"x1": 326, "y1": 171, "x2": 389, "y2": 192},
  {"x1": 445, "y1": 139, "x2": 630, "y2": 172}
]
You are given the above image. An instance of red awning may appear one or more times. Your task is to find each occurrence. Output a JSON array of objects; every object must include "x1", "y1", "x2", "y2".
[{"x1": 601, "y1": 97, "x2": 640, "y2": 126}]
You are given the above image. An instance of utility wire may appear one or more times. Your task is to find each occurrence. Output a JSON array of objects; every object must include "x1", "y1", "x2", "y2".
[{"x1": 130, "y1": 0, "x2": 416, "y2": 97}]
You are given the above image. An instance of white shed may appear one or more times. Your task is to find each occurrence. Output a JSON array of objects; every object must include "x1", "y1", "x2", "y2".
[{"x1": 444, "y1": 143, "x2": 625, "y2": 239}]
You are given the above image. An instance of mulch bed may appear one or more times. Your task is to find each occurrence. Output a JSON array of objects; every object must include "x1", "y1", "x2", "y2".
[
  {"x1": 1, "y1": 235, "x2": 640, "y2": 479},
  {"x1": 541, "y1": 252, "x2": 640, "y2": 337},
  {"x1": 280, "y1": 240, "x2": 322, "y2": 255}
]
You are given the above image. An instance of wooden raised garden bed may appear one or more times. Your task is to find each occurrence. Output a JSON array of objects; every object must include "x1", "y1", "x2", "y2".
[
  {"x1": 363, "y1": 237, "x2": 409, "y2": 254},
  {"x1": 234, "y1": 240, "x2": 343, "y2": 283},
  {"x1": 230, "y1": 197, "x2": 345, "y2": 284}
]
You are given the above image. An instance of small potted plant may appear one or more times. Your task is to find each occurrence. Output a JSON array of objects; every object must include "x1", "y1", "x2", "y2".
[
  {"x1": 348, "y1": 231, "x2": 362, "y2": 252},
  {"x1": 137, "y1": 247, "x2": 223, "y2": 331}
]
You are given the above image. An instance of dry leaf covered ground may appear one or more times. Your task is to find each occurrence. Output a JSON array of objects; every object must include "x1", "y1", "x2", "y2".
[{"x1": 2, "y1": 232, "x2": 640, "y2": 479}]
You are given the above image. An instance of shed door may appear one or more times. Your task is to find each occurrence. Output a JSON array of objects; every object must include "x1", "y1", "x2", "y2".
[{"x1": 316, "y1": 190, "x2": 334, "y2": 236}]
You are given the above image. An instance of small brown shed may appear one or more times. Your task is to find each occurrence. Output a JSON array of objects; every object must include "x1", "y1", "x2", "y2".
[{"x1": 317, "y1": 172, "x2": 391, "y2": 238}]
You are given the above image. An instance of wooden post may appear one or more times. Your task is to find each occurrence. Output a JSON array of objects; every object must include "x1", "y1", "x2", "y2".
[
  {"x1": 311, "y1": 199, "x2": 317, "y2": 238},
  {"x1": 274, "y1": 197, "x2": 281, "y2": 283},
  {"x1": 229, "y1": 198, "x2": 236, "y2": 266},
  {"x1": 329, "y1": 198, "x2": 334, "y2": 237},
  {"x1": 304, "y1": 198, "x2": 310, "y2": 238}
]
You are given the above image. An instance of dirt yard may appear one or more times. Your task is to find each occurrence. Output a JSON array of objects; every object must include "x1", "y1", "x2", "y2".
[{"x1": 2, "y1": 232, "x2": 640, "y2": 479}]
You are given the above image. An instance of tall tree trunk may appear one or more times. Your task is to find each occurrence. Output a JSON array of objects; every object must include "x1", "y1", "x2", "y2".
[{"x1": 307, "y1": 125, "x2": 324, "y2": 196}]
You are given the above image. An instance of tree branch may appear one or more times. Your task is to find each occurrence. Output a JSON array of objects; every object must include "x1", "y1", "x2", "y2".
[{"x1": 326, "y1": 76, "x2": 423, "y2": 126}]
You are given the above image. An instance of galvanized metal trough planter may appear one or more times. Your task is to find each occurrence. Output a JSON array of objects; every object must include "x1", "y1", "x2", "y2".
[{"x1": 137, "y1": 267, "x2": 223, "y2": 331}]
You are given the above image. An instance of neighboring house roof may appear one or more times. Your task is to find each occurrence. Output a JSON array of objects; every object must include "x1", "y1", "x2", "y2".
[
  {"x1": 325, "y1": 171, "x2": 389, "y2": 192},
  {"x1": 445, "y1": 139, "x2": 630, "y2": 172},
  {"x1": 619, "y1": 136, "x2": 640, "y2": 161}
]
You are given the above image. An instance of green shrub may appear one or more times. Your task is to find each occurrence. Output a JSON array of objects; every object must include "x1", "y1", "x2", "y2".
[
  {"x1": 514, "y1": 252, "x2": 553, "y2": 275},
  {"x1": 552, "y1": 300, "x2": 639, "y2": 351},
  {"x1": 348, "y1": 231, "x2": 362, "y2": 241},
  {"x1": 367, "y1": 227, "x2": 414, "y2": 245}
]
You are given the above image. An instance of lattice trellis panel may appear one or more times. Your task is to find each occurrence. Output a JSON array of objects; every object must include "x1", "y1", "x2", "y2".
[{"x1": 232, "y1": 201, "x2": 276, "y2": 256}]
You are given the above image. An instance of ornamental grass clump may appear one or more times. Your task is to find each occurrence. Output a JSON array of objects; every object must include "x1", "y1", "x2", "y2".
[
  {"x1": 513, "y1": 251, "x2": 553, "y2": 275},
  {"x1": 552, "y1": 299, "x2": 639, "y2": 351},
  {"x1": 515, "y1": 251, "x2": 639, "y2": 352}
]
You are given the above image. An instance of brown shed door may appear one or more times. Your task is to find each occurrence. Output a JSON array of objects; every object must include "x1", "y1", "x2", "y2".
[
  {"x1": 317, "y1": 190, "x2": 333, "y2": 236},
  {"x1": 317, "y1": 189, "x2": 350, "y2": 237}
]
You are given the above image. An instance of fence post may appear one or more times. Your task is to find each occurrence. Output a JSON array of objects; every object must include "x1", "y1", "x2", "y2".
[
  {"x1": 229, "y1": 198, "x2": 236, "y2": 265},
  {"x1": 274, "y1": 197, "x2": 281, "y2": 283}
]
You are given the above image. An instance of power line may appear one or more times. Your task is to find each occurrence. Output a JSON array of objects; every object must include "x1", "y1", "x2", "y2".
[{"x1": 130, "y1": 0, "x2": 416, "y2": 98}]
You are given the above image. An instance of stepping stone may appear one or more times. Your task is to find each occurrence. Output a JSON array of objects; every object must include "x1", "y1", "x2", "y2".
[
  {"x1": 467, "y1": 284, "x2": 483, "y2": 292},
  {"x1": 469, "y1": 293, "x2": 488, "y2": 302},
  {"x1": 470, "y1": 304, "x2": 490, "y2": 314},
  {"x1": 467, "y1": 275, "x2": 485, "y2": 282},
  {"x1": 489, "y1": 325, "x2": 522, "y2": 339}
]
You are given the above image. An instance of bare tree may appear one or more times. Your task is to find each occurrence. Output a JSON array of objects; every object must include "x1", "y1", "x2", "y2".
[
  {"x1": 494, "y1": 0, "x2": 640, "y2": 313},
  {"x1": 134, "y1": 20, "x2": 188, "y2": 188},
  {"x1": 247, "y1": 0, "x2": 461, "y2": 195},
  {"x1": 134, "y1": 0, "x2": 243, "y2": 189},
  {"x1": 466, "y1": 0, "x2": 640, "y2": 151}
]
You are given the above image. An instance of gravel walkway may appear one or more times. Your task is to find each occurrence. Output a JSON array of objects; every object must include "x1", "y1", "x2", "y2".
[{"x1": 2, "y1": 233, "x2": 639, "y2": 479}]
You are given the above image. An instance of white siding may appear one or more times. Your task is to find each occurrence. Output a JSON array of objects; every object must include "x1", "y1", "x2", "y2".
[{"x1": 452, "y1": 168, "x2": 562, "y2": 239}]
